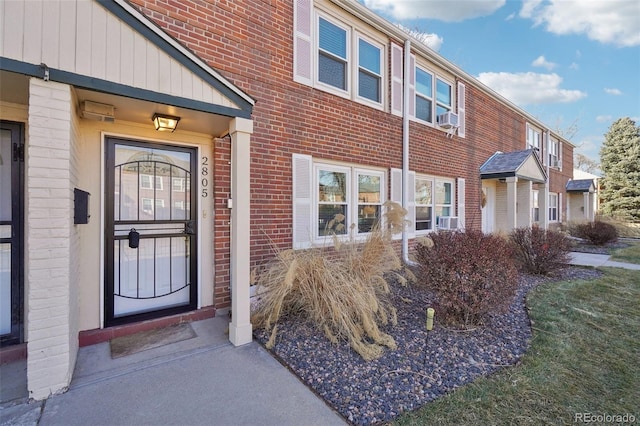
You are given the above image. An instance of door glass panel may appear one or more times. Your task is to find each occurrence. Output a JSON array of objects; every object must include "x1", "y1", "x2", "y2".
[
  {"x1": 1, "y1": 243, "x2": 10, "y2": 334},
  {"x1": 0, "y1": 130, "x2": 11, "y2": 222},
  {"x1": 110, "y1": 142, "x2": 195, "y2": 321}
]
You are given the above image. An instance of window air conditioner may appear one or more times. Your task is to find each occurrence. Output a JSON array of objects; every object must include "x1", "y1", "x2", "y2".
[
  {"x1": 552, "y1": 159, "x2": 560, "y2": 168},
  {"x1": 437, "y1": 216, "x2": 458, "y2": 230},
  {"x1": 437, "y1": 112, "x2": 459, "y2": 129}
]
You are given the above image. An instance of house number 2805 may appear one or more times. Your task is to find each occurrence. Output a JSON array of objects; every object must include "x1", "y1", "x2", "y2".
[{"x1": 201, "y1": 156, "x2": 209, "y2": 198}]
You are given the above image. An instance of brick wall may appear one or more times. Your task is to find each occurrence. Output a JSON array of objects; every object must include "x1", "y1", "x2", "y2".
[
  {"x1": 128, "y1": 0, "x2": 573, "y2": 307},
  {"x1": 26, "y1": 78, "x2": 75, "y2": 399}
]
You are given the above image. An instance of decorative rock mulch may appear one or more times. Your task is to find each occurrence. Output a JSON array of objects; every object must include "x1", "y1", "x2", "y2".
[{"x1": 253, "y1": 267, "x2": 603, "y2": 425}]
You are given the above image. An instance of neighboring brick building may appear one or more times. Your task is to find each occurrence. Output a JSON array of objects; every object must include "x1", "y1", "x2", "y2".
[{"x1": 0, "y1": 0, "x2": 573, "y2": 398}]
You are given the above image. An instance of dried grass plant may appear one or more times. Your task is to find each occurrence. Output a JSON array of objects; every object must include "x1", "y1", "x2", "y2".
[{"x1": 251, "y1": 201, "x2": 412, "y2": 360}]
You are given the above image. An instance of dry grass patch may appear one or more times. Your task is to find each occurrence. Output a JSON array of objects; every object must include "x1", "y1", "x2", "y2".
[{"x1": 251, "y1": 201, "x2": 414, "y2": 360}]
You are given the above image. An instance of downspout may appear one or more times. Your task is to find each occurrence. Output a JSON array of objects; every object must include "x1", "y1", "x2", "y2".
[
  {"x1": 544, "y1": 130, "x2": 550, "y2": 230},
  {"x1": 402, "y1": 39, "x2": 414, "y2": 265}
]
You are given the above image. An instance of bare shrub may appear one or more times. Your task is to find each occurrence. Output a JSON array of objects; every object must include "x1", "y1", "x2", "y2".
[
  {"x1": 573, "y1": 220, "x2": 619, "y2": 246},
  {"x1": 251, "y1": 201, "x2": 412, "y2": 360},
  {"x1": 414, "y1": 230, "x2": 519, "y2": 328},
  {"x1": 510, "y1": 226, "x2": 572, "y2": 275}
]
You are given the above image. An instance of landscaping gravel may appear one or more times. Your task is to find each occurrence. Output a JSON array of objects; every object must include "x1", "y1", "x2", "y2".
[{"x1": 253, "y1": 266, "x2": 603, "y2": 425}]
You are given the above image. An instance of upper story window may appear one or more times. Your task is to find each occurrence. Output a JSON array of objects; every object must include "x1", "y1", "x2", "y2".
[
  {"x1": 140, "y1": 174, "x2": 163, "y2": 190},
  {"x1": 318, "y1": 17, "x2": 348, "y2": 91},
  {"x1": 549, "y1": 137, "x2": 560, "y2": 169},
  {"x1": 436, "y1": 78, "x2": 452, "y2": 117},
  {"x1": 415, "y1": 68, "x2": 433, "y2": 123},
  {"x1": 357, "y1": 37, "x2": 382, "y2": 103},
  {"x1": 527, "y1": 124, "x2": 541, "y2": 152},
  {"x1": 413, "y1": 63, "x2": 454, "y2": 127}
]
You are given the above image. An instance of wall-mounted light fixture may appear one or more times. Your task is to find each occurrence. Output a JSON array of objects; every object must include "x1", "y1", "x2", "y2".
[{"x1": 152, "y1": 113, "x2": 180, "y2": 132}]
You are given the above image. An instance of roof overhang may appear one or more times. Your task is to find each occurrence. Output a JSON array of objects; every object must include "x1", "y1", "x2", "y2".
[{"x1": 480, "y1": 149, "x2": 547, "y2": 183}]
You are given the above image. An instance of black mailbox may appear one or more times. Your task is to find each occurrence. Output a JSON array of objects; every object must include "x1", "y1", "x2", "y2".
[{"x1": 74, "y1": 188, "x2": 90, "y2": 224}]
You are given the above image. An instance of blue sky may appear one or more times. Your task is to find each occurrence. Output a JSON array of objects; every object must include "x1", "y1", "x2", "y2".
[{"x1": 359, "y1": 0, "x2": 640, "y2": 166}]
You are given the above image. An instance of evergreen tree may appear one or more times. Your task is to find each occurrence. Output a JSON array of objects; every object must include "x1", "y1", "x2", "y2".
[{"x1": 599, "y1": 117, "x2": 640, "y2": 221}]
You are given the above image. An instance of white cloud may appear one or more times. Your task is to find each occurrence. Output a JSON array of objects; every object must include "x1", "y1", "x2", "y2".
[
  {"x1": 604, "y1": 88, "x2": 623, "y2": 96},
  {"x1": 596, "y1": 115, "x2": 613, "y2": 123},
  {"x1": 363, "y1": 0, "x2": 505, "y2": 22},
  {"x1": 477, "y1": 72, "x2": 587, "y2": 105},
  {"x1": 520, "y1": 0, "x2": 640, "y2": 47},
  {"x1": 396, "y1": 24, "x2": 444, "y2": 51},
  {"x1": 532, "y1": 55, "x2": 557, "y2": 70},
  {"x1": 569, "y1": 62, "x2": 579, "y2": 70}
]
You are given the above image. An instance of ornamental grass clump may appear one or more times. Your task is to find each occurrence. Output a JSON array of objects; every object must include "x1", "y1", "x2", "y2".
[
  {"x1": 251, "y1": 201, "x2": 412, "y2": 361},
  {"x1": 415, "y1": 230, "x2": 519, "y2": 328}
]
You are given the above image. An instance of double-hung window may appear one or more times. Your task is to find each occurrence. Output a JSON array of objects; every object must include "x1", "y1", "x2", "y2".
[
  {"x1": 435, "y1": 78, "x2": 452, "y2": 118},
  {"x1": 532, "y1": 190, "x2": 540, "y2": 222},
  {"x1": 318, "y1": 17, "x2": 348, "y2": 92},
  {"x1": 415, "y1": 177, "x2": 433, "y2": 230},
  {"x1": 549, "y1": 193, "x2": 558, "y2": 222},
  {"x1": 527, "y1": 124, "x2": 542, "y2": 163},
  {"x1": 435, "y1": 181, "x2": 453, "y2": 222},
  {"x1": 549, "y1": 137, "x2": 560, "y2": 168},
  {"x1": 140, "y1": 174, "x2": 163, "y2": 190},
  {"x1": 414, "y1": 176, "x2": 454, "y2": 232},
  {"x1": 415, "y1": 67, "x2": 433, "y2": 123},
  {"x1": 357, "y1": 37, "x2": 382, "y2": 103},
  {"x1": 315, "y1": 163, "x2": 385, "y2": 238}
]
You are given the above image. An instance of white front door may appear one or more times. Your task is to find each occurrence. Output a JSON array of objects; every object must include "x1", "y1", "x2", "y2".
[{"x1": 481, "y1": 184, "x2": 495, "y2": 233}]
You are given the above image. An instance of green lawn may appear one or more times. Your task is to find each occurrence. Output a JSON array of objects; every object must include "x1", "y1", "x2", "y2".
[
  {"x1": 610, "y1": 241, "x2": 640, "y2": 264},
  {"x1": 394, "y1": 267, "x2": 640, "y2": 425}
]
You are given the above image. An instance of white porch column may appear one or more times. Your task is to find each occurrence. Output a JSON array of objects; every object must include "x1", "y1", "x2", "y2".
[
  {"x1": 506, "y1": 177, "x2": 518, "y2": 230},
  {"x1": 584, "y1": 192, "x2": 591, "y2": 221},
  {"x1": 539, "y1": 183, "x2": 548, "y2": 229},
  {"x1": 228, "y1": 117, "x2": 253, "y2": 346},
  {"x1": 26, "y1": 78, "x2": 78, "y2": 399}
]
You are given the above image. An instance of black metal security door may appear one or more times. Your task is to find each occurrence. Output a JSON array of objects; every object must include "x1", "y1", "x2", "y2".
[
  {"x1": 105, "y1": 138, "x2": 197, "y2": 327},
  {"x1": 0, "y1": 121, "x2": 24, "y2": 347}
]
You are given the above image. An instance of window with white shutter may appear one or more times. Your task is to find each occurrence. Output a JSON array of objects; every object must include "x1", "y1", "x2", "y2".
[
  {"x1": 390, "y1": 43, "x2": 403, "y2": 116},
  {"x1": 457, "y1": 177, "x2": 465, "y2": 229},
  {"x1": 457, "y1": 82, "x2": 466, "y2": 138},
  {"x1": 293, "y1": 0, "x2": 313, "y2": 85},
  {"x1": 292, "y1": 154, "x2": 313, "y2": 249}
]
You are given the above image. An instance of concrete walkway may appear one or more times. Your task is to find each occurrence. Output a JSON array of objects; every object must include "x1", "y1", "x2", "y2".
[
  {"x1": 569, "y1": 251, "x2": 640, "y2": 270},
  {"x1": 1, "y1": 317, "x2": 346, "y2": 426}
]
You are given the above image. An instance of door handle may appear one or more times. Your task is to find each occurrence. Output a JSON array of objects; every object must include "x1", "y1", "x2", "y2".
[
  {"x1": 184, "y1": 221, "x2": 195, "y2": 235},
  {"x1": 128, "y1": 228, "x2": 140, "y2": 248}
]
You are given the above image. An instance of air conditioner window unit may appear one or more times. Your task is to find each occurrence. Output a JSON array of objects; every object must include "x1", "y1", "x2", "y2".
[
  {"x1": 437, "y1": 216, "x2": 459, "y2": 230},
  {"x1": 437, "y1": 112, "x2": 459, "y2": 129}
]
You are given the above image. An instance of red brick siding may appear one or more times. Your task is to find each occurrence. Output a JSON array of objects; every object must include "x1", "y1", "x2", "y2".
[{"x1": 128, "y1": 0, "x2": 573, "y2": 306}]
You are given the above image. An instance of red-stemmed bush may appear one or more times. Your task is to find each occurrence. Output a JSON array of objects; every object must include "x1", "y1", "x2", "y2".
[
  {"x1": 510, "y1": 225, "x2": 572, "y2": 275},
  {"x1": 573, "y1": 221, "x2": 619, "y2": 246},
  {"x1": 415, "y1": 230, "x2": 519, "y2": 328}
]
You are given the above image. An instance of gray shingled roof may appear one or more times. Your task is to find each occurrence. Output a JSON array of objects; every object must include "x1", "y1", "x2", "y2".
[
  {"x1": 480, "y1": 149, "x2": 533, "y2": 175},
  {"x1": 566, "y1": 179, "x2": 594, "y2": 192}
]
